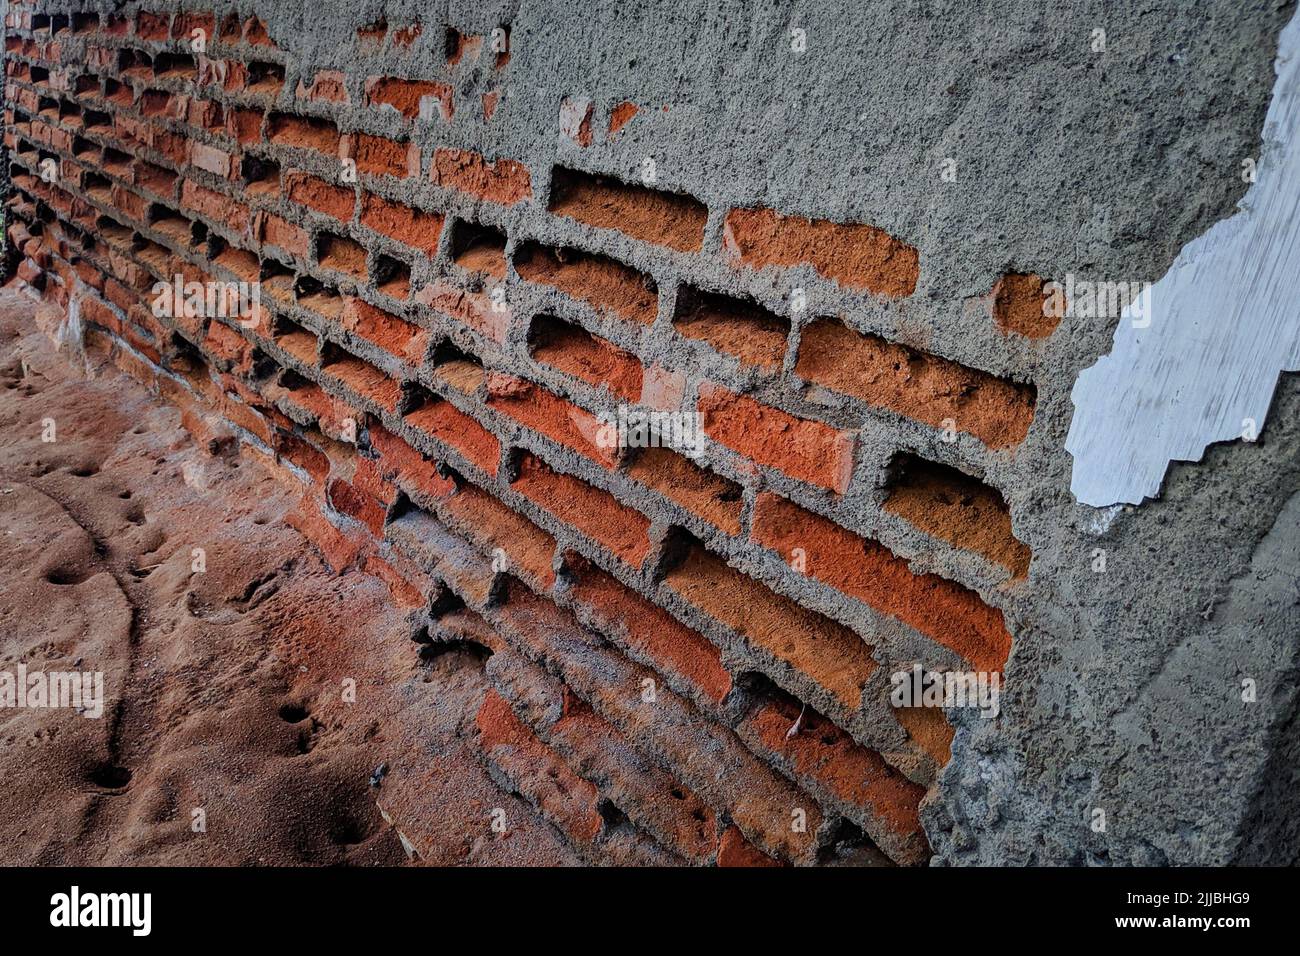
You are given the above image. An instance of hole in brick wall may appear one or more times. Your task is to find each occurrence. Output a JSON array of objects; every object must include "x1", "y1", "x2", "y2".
[
  {"x1": 102, "y1": 146, "x2": 130, "y2": 171},
  {"x1": 200, "y1": 225, "x2": 220, "y2": 255},
  {"x1": 241, "y1": 154, "x2": 280, "y2": 196},
  {"x1": 154, "y1": 52, "x2": 196, "y2": 78},
  {"x1": 148, "y1": 203, "x2": 191, "y2": 242},
  {"x1": 514, "y1": 241, "x2": 658, "y2": 325},
  {"x1": 317, "y1": 232, "x2": 369, "y2": 280},
  {"x1": 38, "y1": 96, "x2": 59, "y2": 117},
  {"x1": 732, "y1": 670, "x2": 837, "y2": 742},
  {"x1": 672, "y1": 285, "x2": 790, "y2": 372},
  {"x1": 267, "y1": 113, "x2": 338, "y2": 152},
  {"x1": 449, "y1": 219, "x2": 507, "y2": 277},
  {"x1": 82, "y1": 171, "x2": 111, "y2": 202},
  {"x1": 596, "y1": 798, "x2": 629, "y2": 829},
  {"x1": 429, "y1": 587, "x2": 467, "y2": 620},
  {"x1": 246, "y1": 61, "x2": 285, "y2": 95},
  {"x1": 74, "y1": 75, "x2": 99, "y2": 98},
  {"x1": 273, "y1": 317, "x2": 319, "y2": 365},
  {"x1": 526, "y1": 314, "x2": 643, "y2": 401},
  {"x1": 219, "y1": 14, "x2": 241, "y2": 41},
  {"x1": 250, "y1": 348, "x2": 279, "y2": 383},
  {"x1": 431, "y1": 340, "x2": 486, "y2": 393},
  {"x1": 51, "y1": 14, "x2": 70, "y2": 34},
  {"x1": 83, "y1": 108, "x2": 110, "y2": 129},
  {"x1": 816, "y1": 818, "x2": 885, "y2": 866},
  {"x1": 105, "y1": 79, "x2": 132, "y2": 107},
  {"x1": 649, "y1": 525, "x2": 699, "y2": 581},
  {"x1": 548, "y1": 166, "x2": 709, "y2": 253},
  {"x1": 30, "y1": 66, "x2": 49, "y2": 84},
  {"x1": 59, "y1": 101, "x2": 83, "y2": 124},
  {"x1": 118, "y1": 49, "x2": 153, "y2": 78},
  {"x1": 167, "y1": 332, "x2": 206, "y2": 374},
  {"x1": 105, "y1": 15, "x2": 128, "y2": 36},
  {"x1": 260, "y1": 259, "x2": 295, "y2": 301},
  {"x1": 882, "y1": 453, "x2": 1030, "y2": 578},
  {"x1": 372, "y1": 254, "x2": 411, "y2": 300},
  {"x1": 72, "y1": 12, "x2": 100, "y2": 34},
  {"x1": 138, "y1": 90, "x2": 173, "y2": 118},
  {"x1": 295, "y1": 276, "x2": 345, "y2": 319},
  {"x1": 417, "y1": 638, "x2": 493, "y2": 664},
  {"x1": 31, "y1": 15, "x2": 50, "y2": 32},
  {"x1": 444, "y1": 27, "x2": 463, "y2": 63},
  {"x1": 96, "y1": 216, "x2": 132, "y2": 243}
]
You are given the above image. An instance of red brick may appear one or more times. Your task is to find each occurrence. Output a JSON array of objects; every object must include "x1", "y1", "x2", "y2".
[
  {"x1": 698, "y1": 384, "x2": 855, "y2": 494},
  {"x1": 795, "y1": 318, "x2": 1036, "y2": 449},
  {"x1": 476, "y1": 690, "x2": 603, "y2": 845},
  {"x1": 528, "y1": 316, "x2": 642, "y2": 401},
  {"x1": 364, "y1": 76, "x2": 453, "y2": 122},
  {"x1": 549, "y1": 166, "x2": 705, "y2": 252},
  {"x1": 511, "y1": 453, "x2": 652, "y2": 567},
  {"x1": 430, "y1": 148, "x2": 530, "y2": 204},
  {"x1": 360, "y1": 193, "x2": 442, "y2": 254},
  {"x1": 340, "y1": 297, "x2": 427, "y2": 364},
  {"x1": 255, "y1": 211, "x2": 309, "y2": 257},
  {"x1": 328, "y1": 477, "x2": 387, "y2": 534},
  {"x1": 750, "y1": 493, "x2": 1012, "y2": 673},
  {"x1": 296, "y1": 69, "x2": 349, "y2": 104},
  {"x1": 414, "y1": 281, "x2": 510, "y2": 344},
  {"x1": 181, "y1": 179, "x2": 248, "y2": 233},
  {"x1": 487, "y1": 376, "x2": 616, "y2": 467},
  {"x1": 438, "y1": 485, "x2": 555, "y2": 588},
  {"x1": 267, "y1": 112, "x2": 338, "y2": 153},
  {"x1": 345, "y1": 132, "x2": 415, "y2": 178},
  {"x1": 716, "y1": 826, "x2": 781, "y2": 867},
  {"x1": 285, "y1": 170, "x2": 355, "y2": 221},
  {"x1": 724, "y1": 206, "x2": 919, "y2": 298},
  {"x1": 664, "y1": 542, "x2": 877, "y2": 714},
  {"x1": 405, "y1": 396, "x2": 501, "y2": 476},
  {"x1": 188, "y1": 140, "x2": 234, "y2": 178},
  {"x1": 567, "y1": 566, "x2": 731, "y2": 704},
  {"x1": 368, "y1": 423, "x2": 456, "y2": 502}
]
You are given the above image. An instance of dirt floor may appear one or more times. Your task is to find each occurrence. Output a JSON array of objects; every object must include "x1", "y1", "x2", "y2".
[{"x1": 0, "y1": 282, "x2": 574, "y2": 865}]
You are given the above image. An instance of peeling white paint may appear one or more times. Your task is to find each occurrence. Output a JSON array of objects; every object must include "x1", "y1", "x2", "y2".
[{"x1": 1066, "y1": 11, "x2": 1300, "y2": 507}]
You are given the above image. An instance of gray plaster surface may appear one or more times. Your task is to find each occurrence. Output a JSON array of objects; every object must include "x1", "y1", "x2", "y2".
[{"x1": 1068, "y1": 11, "x2": 1300, "y2": 508}]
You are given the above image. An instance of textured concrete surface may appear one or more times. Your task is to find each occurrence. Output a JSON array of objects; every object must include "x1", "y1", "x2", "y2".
[
  {"x1": 5, "y1": 0, "x2": 1299, "y2": 864},
  {"x1": 1068, "y1": 12, "x2": 1300, "y2": 508}
]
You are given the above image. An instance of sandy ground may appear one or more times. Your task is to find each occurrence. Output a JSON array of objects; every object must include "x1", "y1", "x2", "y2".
[{"x1": 0, "y1": 282, "x2": 572, "y2": 865}]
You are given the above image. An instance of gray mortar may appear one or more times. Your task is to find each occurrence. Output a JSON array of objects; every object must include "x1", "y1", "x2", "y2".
[{"x1": 9, "y1": 0, "x2": 1299, "y2": 863}]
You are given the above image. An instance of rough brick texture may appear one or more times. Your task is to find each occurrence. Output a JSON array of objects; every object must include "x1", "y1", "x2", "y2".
[{"x1": 3, "y1": 0, "x2": 1042, "y2": 868}]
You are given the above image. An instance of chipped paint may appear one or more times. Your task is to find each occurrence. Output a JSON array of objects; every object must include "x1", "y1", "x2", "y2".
[{"x1": 1066, "y1": 12, "x2": 1300, "y2": 507}]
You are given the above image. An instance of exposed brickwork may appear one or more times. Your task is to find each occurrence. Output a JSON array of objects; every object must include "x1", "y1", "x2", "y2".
[{"x1": 3, "y1": 0, "x2": 1038, "y2": 868}]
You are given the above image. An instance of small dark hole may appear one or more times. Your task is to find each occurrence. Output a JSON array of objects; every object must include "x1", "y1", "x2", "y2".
[
  {"x1": 279, "y1": 703, "x2": 309, "y2": 723},
  {"x1": 90, "y1": 764, "x2": 132, "y2": 789}
]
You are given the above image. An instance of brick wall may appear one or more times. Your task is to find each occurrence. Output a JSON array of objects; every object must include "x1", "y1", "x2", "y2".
[{"x1": 3, "y1": 2, "x2": 1045, "y2": 865}]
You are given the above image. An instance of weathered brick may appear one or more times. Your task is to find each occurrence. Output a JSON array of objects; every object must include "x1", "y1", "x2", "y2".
[{"x1": 698, "y1": 383, "x2": 855, "y2": 494}]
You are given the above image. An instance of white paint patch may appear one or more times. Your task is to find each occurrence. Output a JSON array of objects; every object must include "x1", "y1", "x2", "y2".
[{"x1": 1066, "y1": 12, "x2": 1300, "y2": 507}]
